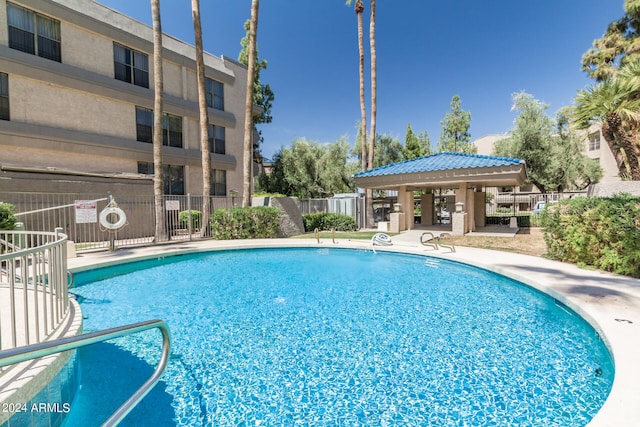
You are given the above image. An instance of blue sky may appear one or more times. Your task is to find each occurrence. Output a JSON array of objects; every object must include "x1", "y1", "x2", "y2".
[{"x1": 97, "y1": 0, "x2": 623, "y2": 159}]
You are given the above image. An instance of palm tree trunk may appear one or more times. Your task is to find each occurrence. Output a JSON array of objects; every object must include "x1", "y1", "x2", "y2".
[
  {"x1": 151, "y1": 0, "x2": 167, "y2": 241},
  {"x1": 355, "y1": 0, "x2": 367, "y2": 172},
  {"x1": 617, "y1": 125, "x2": 640, "y2": 180},
  {"x1": 242, "y1": 0, "x2": 259, "y2": 207},
  {"x1": 192, "y1": 0, "x2": 211, "y2": 237},
  {"x1": 366, "y1": 0, "x2": 377, "y2": 228},
  {"x1": 630, "y1": 127, "x2": 640, "y2": 180},
  {"x1": 603, "y1": 115, "x2": 634, "y2": 179}
]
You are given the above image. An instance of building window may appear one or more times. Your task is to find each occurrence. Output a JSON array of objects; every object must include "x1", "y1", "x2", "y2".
[
  {"x1": 163, "y1": 113, "x2": 183, "y2": 148},
  {"x1": 205, "y1": 78, "x2": 224, "y2": 110},
  {"x1": 207, "y1": 124, "x2": 226, "y2": 154},
  {"x1": 135, "y1": 107, "x2": 153, "y2": 143},
  {"x1": 211, "y1": 169, "x2": 227, "y2": 196},
  {"x1": 137, "y1": 162, "x2": 153, "y2": 175},
  {"x1": 114, "y1": 43, "x2": 149, "y2": 88},
  {"x1": 588, "y1": 132, "x2": 601, "y2": 151},
  {"x1": 137, "y1": 162, "x2": 185, "y2": 195},
  {"x1": 7, "y1": 3, "x2": 61, "y2": 62},
  {"x1": 0, "y1": 73, "x2": 9, "y2": 121},
  {"x1": 136, "y1": 107, "x2": 183, "y2": 148}
]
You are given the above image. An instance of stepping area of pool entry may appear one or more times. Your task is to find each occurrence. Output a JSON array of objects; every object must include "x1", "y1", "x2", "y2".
[
  {"x1": 0, "y1": 298, "x2": 82, "y2": 427},
  {"x1": 1, "y1": 229, "x2": 638, "y2": 426}
]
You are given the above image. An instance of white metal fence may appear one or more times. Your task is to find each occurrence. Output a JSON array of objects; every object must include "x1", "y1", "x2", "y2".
[
  {"x1": 300, "y1": 195, "x2": 366, "y2": 229},
  {"x1": 1, "y1": 192, "x2": 236, "y2": 251},
  {"x1": 0, "y1": 229, "x2": 69, "y2": 350}
]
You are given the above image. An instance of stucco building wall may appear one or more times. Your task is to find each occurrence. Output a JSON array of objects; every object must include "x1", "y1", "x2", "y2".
[{"x1": 0, "y1": 0, "x2": 249, "y2": 198}]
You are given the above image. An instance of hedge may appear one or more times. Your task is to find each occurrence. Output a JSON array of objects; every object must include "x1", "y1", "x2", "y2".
[
  {"x1": 178, "y1": 210, "x2": 202, "y2": 230},
  {"x1": 540, "y1": 194, "x2": 640, "y2": 278},
  {"x1": 0, "y1": 203, "x2": 17, "y2": 230},
  {"x1": 210, "y1": 207, "x2": 280, "y2": 239},
  {"x1": 303, "y1": 212, "x2": 357, "y2": 232}
]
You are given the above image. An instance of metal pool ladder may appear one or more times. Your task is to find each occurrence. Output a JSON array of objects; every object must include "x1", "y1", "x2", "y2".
[
  {"x1": 420, "y1": 232, "x2": 456, "y2": 252},
  {"x1": 0, "y1": 319, "x2": 171, "y2": 427}
]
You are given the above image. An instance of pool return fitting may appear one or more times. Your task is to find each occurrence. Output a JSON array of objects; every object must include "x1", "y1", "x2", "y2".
[{"x1": 371, "y1": 232, "x2": 393, "y2": 253}]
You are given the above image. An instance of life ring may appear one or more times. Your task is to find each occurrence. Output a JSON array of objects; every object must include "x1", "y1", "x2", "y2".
[{"x1": 99, "y1": 206, "x2": 127, "y2": 230}]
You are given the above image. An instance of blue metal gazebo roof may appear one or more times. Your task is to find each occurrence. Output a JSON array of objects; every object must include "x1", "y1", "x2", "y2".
[
  {"x1": 354, "y1": 152, "x2": 524, "y2": 178},
  {"x1": 353, "y1": 152, "x2": 527, "y2": 189}
]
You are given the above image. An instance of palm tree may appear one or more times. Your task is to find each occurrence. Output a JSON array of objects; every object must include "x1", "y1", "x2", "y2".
[
  {"x1": 346, "y1": 0, "x2": 377, "y2": 227},
  {"x1": 242, "y1": 0, "x2": 259, "y2": 207},
  {"x1": 151, "y1": 0, "x2": 167, "y2": 241},
  {"x1": 346, "y1": 0, "x2": 367, "y2": 172},
  {"x1": 574, "y1": 61, "x2": 640, "y2": 180},
  {"x1": 191, "y1": 0, "x2": 211, "y2": 237},
  {"x1": 368, "y1": 0, "x2": 377, "y2": 172},
  {"x1": 366, "y1": 0, "x2": 377, "y2": 228}
]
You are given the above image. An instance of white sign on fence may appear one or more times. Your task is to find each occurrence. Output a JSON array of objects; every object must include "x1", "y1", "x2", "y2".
[
  {"x1": 165, "y1": 200, "x2": 180, "y2": 211},
  {"x1": 75, "y1": 200, "x2": 97, "y2": 224}
]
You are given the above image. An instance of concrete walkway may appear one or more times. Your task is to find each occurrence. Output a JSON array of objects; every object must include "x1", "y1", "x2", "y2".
[{"x1": 67, "y1": 231, "x2": 640, "y2": 427}]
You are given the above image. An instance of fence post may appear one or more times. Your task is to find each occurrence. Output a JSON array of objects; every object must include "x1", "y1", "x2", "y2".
[
  {"x1": 187, "y1": 194, "x2": 192, "y2": 241},
  {"x1": 107, "y1": 194, "x2": 116, "y2": 251},
  {"x1": 15, "y1": 222, "x2": 26, "y2": 248}
]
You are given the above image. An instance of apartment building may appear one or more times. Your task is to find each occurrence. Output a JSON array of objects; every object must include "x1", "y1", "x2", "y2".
[
  {"x1": 583, "y1": 125, "x2": 620, "y2": 183},
  {"x1": 0, "y1": 0, "x2": 249, "y2": 197},
  {"x1": 474, "y1": 127, "x2": 622, "y2": 185}
]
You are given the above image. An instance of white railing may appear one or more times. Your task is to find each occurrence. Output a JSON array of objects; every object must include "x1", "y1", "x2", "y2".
[
  {"x1": 0, "y1": 228, "x2": 69, "y2": 350},
  {"x1": 0, "y1": 319, "x2": 171, "y2": 426},
  {"x1": 1, "y1": 192, "x2": 236, "y2": 251}
]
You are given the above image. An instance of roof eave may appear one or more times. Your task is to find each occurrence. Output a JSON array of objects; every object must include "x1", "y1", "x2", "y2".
[{"x1": 354, "y1": 164, "x2": 527, "y2": 190}]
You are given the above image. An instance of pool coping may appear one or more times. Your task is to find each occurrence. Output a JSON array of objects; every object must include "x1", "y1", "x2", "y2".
[{"x1": 68, "y1": 236, "x2": 640, "y2": 427}]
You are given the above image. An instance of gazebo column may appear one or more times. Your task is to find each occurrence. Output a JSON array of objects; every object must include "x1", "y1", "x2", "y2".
[
  {"x1": 452, "y1": 182, "x2": 469, "y2": 236},
  {"x1": 474, "y1": 189, "x2": 487, "y2": 229},
  {"x1": 421, "y1": 191, "x2": 433, "y2": 226},
  {"x1": 390, "y1": 185, "x2": 413, "y2": 232},
  {"x1": 466, "y1": 187, "x2": 476, "y2": 232},
  {"x1": 405, "y1": 190, "x2": 414, "y2": 230}
]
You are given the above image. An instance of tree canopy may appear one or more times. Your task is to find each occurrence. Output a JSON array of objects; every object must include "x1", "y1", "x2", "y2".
[
  {"x1": 582, "y1": 0, "x2": 640, "y2": 81},
  {"x1": 373, "y1": 133, "x2": 405, "y2": 168},
  {"x1": 573, "y1": 61, "x2": 640, "y2": 179},
  {"x1": 438, "y1": 95, "x2": 475, "y2": 153},
  {"x1": 351, "y1": 130, "x2": 406, "y2": 168},
  {"x1": 495, "y1": 92, "x2": 602, "y2": 193},
  {"x1": 404, "y1": 123, "x2": 431, "y2": 159},
  {"x1": 239, "y1": 18, "x2": 274, "y2": 163},
  {"x1": 258, "y1": 138, "x2": 356, "y2": 198},
  {"x1": 575, "y1": 1, "x2": 640, "y2": 180}
]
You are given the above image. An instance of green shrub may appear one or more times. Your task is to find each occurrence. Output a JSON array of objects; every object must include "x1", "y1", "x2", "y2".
[
  {"x1": 178, "y1": 210, "x2": 202, "y2": 230},
  {"x1": 0, "y1": 203, "x2": 17, "y2": 230},
  {"x1": 540, "y1": 194, "x2": 640, "y2": 278},
  {"x1": 210, "y1": 206, "x2": 280, "y2": 239},
  {"x1": 303, "y1": 212, "x2": 357, "y2": 232}
]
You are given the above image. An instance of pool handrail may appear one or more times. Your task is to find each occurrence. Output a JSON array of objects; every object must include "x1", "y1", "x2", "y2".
[
  {"x1": 420, "y1": 232, "x2": 439, "y2": 250},
  {"x1": 0, "y1": 319, "x2": 171, "y2": 427},
  {"x1": 438, "y1": 232, "x2": 456, "y2": 252}
]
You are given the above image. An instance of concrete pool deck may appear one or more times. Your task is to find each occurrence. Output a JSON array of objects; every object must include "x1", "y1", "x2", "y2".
[{"x1": 67, "y1": 232, "x2": 640, "y2": 427}]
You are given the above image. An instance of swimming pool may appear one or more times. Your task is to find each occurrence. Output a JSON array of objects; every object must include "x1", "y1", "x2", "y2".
[{"x1": 69, "y1": 247, "x2": 613, "y2": 426}]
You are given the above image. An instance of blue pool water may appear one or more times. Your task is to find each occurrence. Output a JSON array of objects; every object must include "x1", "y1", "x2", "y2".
[{"x1": 69, "y1": 248, "x2": 613, "y2": 426}]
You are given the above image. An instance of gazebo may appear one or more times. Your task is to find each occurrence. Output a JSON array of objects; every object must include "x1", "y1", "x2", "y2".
[{"x1": 353, "y1": 152, "x2": 527, "y2": 235}]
